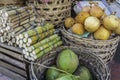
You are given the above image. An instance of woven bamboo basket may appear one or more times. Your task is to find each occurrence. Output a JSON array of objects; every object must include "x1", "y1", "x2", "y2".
[
  {"x1": 61, "y1": 27, "x2": 120, "y2": 63},
  {"x1": 28, "y1": 0, "x2": 72, "y2": 25},
  {"x1": 29, "y1": 46, "x2": 110, "y2": 80}
]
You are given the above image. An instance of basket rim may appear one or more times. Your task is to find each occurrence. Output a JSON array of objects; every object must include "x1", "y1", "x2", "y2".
[
  {"x1": 61, "y1": 26, "x2": 120, "y2": 42},
  {"x1": 29, "y1": 46, "x2": 111, "y2": 80}
]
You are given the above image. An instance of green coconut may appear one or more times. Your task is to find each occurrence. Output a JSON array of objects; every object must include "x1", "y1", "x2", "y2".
[
  {"x1": 57, "y1": 49, "x2": 79, "y2": 73},
  {"x1": 46, "y1": 66, "x2": 60, "y2": 80},
  {"x1": 57, "y1": 73, "x2": 67, "y2": 78},
  {"x1": 78, "y1": 66, "x2": 93, "y2": 80},
  {"x1": 56, "y1": 74, "x2": 78, "y2": 80}
]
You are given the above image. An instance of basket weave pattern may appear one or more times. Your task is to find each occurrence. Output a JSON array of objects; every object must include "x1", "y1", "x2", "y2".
[
  {"x1": 29, "y1": 46, "x2": 110, "y2": 80},
  {"x1": 0, "y1": 0, "x2": 24, "y2": 5},
  {"x1": 61, "y1": 27, "x2": 120, "y2": 63},
  {"x1": 32, "y1": 0, "x2": 71, "y2": 25}
]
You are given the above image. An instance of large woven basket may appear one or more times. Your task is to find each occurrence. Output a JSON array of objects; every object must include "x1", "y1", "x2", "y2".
[
  {"x1": 28, "y1": 0, "x2": 72, "y2": 25},
  {"x1": 29, "y1": 46, "x2": 110, "y2": 80},
  {"x1": 61, "y1": 27, "x2": 120, "y2": 63}
]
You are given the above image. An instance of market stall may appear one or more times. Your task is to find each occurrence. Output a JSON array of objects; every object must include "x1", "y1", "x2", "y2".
[{"x1": 0, "y1": 0, "x2": 120, "y2": 80}]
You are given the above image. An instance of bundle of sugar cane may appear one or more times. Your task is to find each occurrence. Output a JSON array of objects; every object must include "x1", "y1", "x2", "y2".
[
  {"x1": 23, "y1": 34, "x2": 63, "y2": 61},
  {"x1": 0, "y1": 6, "x2": 20, "y2": 43},
  {"x1": 7, "y1": 22, "x2": 37, "y2": 46},
  {"x1": 0, "y1": 6, "x2": 19, "y2": 32},
  {"x1": 23, "y1": 34, "x2": 59, "y2": 52},
  {"x1": 0, "y1": 6, "x2": 34, "y2": 32},
  {"x1": 0, "y1": 6, "x2": 36, "y2": 45},
  {"x1": 16, "y1": 23, "x2": 55, "y2": 48}
]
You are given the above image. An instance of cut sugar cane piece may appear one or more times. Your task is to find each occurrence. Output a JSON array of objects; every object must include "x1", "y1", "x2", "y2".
[
  {"x1": 26, "y1": 42, "x2": 30, "y2": 47},
  {"x1": 19, "y1": 34, "x2": 24, "y2": 39},
  {"x1": 23, "y1": 44, "x2": 27, "y2": 48},
  {"x1": 23, "y1": 49, "x2": 27, "y2": 55},
  {"x1": 23, "y1": 38, "x2": 27, "y2": 43},
  {"x1": 19, "y1": 40, "x2": 23, "y2": 45},
  {"x1": 19, "y1": 44, "x2": 23, "y2": 48}
]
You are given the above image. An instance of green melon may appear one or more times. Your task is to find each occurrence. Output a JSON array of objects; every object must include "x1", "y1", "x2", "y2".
[
  {"x1": 57, "y1": 49, "x2": 79, "y2": 73},
  {"x1": 46, "y1": 66, "x2": 60, "y2": 80},
  {"x1": 56, "y1": 74, "x2": 78, "y2": 80}
]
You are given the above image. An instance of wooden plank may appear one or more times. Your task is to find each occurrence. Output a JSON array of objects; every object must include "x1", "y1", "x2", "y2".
[
  {"x1": 0, "y1": 43, "x2": 22, "y2": 54},
  {"x1": 0, "y1": 47, "x2": 24, "y2": 61},
  {"x1": 0, "y1": 53, "x2": 25, "y2": 70},
  {"x1": 0, "y1": 67, "x2": 26, "y2": 80},
  {"x1": 0, "y1": 61, "x2": 27, "y2": 78}
]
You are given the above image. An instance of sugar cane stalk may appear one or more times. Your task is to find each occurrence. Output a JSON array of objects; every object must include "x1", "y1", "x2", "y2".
[
  {"x1": 28, "y1": 34, "x2": 59, "y2": 52},
  {"x1": 27, "y1": 29, "x2": 55, "y2": 46},
  {"x1": 32, "y1": 37, "x2": 60, "y2": 54},
  {"x1": 35, "y1": 41, "x2": 63, "y2": 59},
  {"x1": 24, "y1": 23, "x2": 54, "y2": 38}
]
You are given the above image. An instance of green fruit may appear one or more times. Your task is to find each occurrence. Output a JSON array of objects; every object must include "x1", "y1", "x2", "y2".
[
  {"x1": 57, "y1": 49, "x2": 79, "y2": 73},
  {"x1": 57, "y1": 73, "x2": 67, "y2": 78},
  {"x1": 46, "y1": 66, "x2": 60, "y2": 80},
  {"x1": 79, "y1": 66, "x2": 92, "y2": 80},
  {"x1": 56, "y1": 75, "x2": 78, "y2": 80}
]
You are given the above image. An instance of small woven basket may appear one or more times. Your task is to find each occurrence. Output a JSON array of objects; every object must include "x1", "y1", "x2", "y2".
[
  {"x1": 29, "y1": 46, "x2": 110, "y2": 80},
  {"x1": 61, "y1": 27, "x2": 120, "y2": 63},
  {"x1": 28, "y1": 0, "x2": 71, "y2": 25}
]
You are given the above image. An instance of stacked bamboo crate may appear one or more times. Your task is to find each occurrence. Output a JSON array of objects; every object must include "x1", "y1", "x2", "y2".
[
  {"x1": 0, "y1": 43, "x2": 27, "y2": 80},
  {"x1": 0, "y1": 6, "x2": 36, "y2": 46}
]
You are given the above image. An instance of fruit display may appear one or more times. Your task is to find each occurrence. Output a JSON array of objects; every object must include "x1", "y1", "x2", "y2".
[
  {"x1": 45, "y1": 49, "x2": 92, "y2": 80},
  {"x1": 64, "y1": 2, "x2": 120, "y2": 40},
  {"x1": 0, "y1": 1, "x2": 114, "y2": 80}
]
